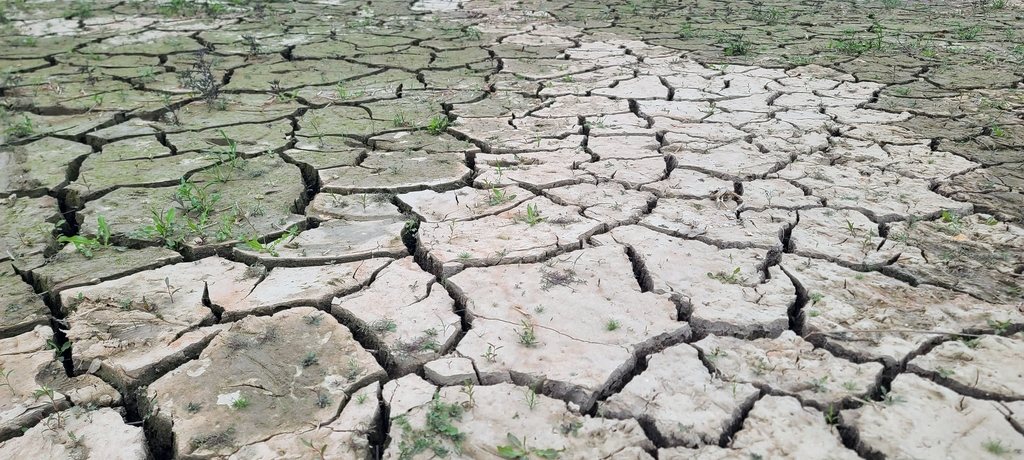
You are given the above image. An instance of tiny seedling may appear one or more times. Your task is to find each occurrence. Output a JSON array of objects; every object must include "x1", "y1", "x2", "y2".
[
  {"x1": 823, "y1": 406, "x2": 840, "y2": 425},
  {"x1": 0, "y1": 367, "x2": 13, "y2": 395},
  {"x1": 301, "y1": 439, "x2": 328, "y2": 460},
  {"x1": 185, "y1": 401, "x2": 202, "y2": 413},
  {"x1": 706, "y1": 347, "x2": 727, "y2": 360},
  {"x1": 808, "y1": 376, "x2": 829, "y2": 393},
  {"x1": 987, "y1": 318, "x2": 1012, "y2": 336},
  {"x1": 936, "y1": 367, "x2": 955, "y2": 378},
  {"x1": 605, "y1": 319, "x2": 620, "y2": 331},
  {"x1": 459, "y1": 380, "x2": 476, "y2": 409},
  {"x1": 481, "y1": 343, "x2": 502, "y2": 362},
  {"x1": 33, "y1": 386, "x2": 64, "y2": 430},
  {"x1": 523, "y1": 386, "x2": 538, "y2": 410},
  {"x1": 497, "y1": 433, "x2": 563, "y2": 460},
  {"x1": 514, "y1": 203, "x2": 546, "y2": 226},
  {"x1": 231, "y1": 397, "x2": 250, "y2": 409},
  {"x1": 707, "y1": 267, "x2": 746, "y2": 284},
  {"x1": 47, "y1": 340, "x2": 71, "y2": 363},
  {"x1": 983, "y1": 439, "x2": 1010, "y2": 456},
  {"x1": 427, "y1": 115, "x2": 449, "y2": 135},
  {"x1": 515, "y1": 320, "x2": 538, "y2": 348},
  {"x1": 312, "y1": 388, "x2": 332, "y2": 408},
  {"x1": 301, "y1": 351, "x2": 319, "y2": 367},
  {"x1": 842, "y1": 381, "x2": 859, "y2": 391}
]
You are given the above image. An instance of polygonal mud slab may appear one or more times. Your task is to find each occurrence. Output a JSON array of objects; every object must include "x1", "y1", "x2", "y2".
[
  {"x1": 693, "y1": 332, "x2": 884, "y2": 408},
  {"x1": 97, "y1": 136, "x2": 171, "y2": 161},
  {"x1": 23, "y1": 245, "x2": 181, "y2": 298},
  {"x1": 603, "y1": 343, "x2": 759, "y2": 448},
  {"x1": 164, "y1": 120, "x2": 294, "y2": 156},
  {"x1": 783, "y1": 258, "x2": 1024, "y2": 366},
  {"x1": 671, "y1": 140, "x2": 793, "y2": 181},
  {"x1": 219, "y1": 258, "x2": 391, "y2": 322},
  {"x1": 320, "y1": 151, "x2": 470, "y2": 194},
  {"x1": 281, "y1": 146, "x2": 365, "y2": 170},
  {"x1": 737, "y1": 179, "x2": 823, "y2": 211},
  {"x1": 384, "y1": 382, "x2": 656, "y2": 460},
  {"x1": 222, "y1": 59, "x2": 377, "y2": 92},
  {"x1": 597, "y1": 225, "x2": 794, "y2": 339},
  {"x1": 232, "y1": 218, "x2": 408, "y2": 268},
  {"x1": 143, "y1": 307, "x2": 386, "y2": 460},
  {"x1": 883, "y1": 214, "x2": 1024, "y2": 304},
  {"x1": 65, "y1": 151, "x2": 220, "y2": 205},
  {"x1": 845, "y1": 373, "x2": 1024, "y2": 459},
  {"x1": 59, "y1": 257, "x2": 258, "y2": 391},
  {"x1": 306, "y1": 192, "x2": 405, "y2": 222},
  {"x1": 580, "y1": 157, "x2": 669, "y2": 187},
  {"x1": 449, "y1": 117, "x2": 582, "y2": 153},
  {"x1": 908, "y1": 335, "x2": 1024, "y2": 401},
  {"x1": 473, "y1": 150, "x2": 595, "y2": 191},
  {"x1": 0, "y1": 195, "x2": 61, "y2": 264},
  {"x1": 154, "y1": 96, "x2": 303, "y2": 133},
  {"x1": 545, "y1": 182, "x2": 655, "y2": 226},
  {"x1": 370, "y1": 131, "x2": 475, "y2": 154},
  {"x1": 592, "y1": 75, "x2": 669, "y2": 100},
  {"x1": 937, "y1": 162, "x2": 1024, "y2": 223},
  {"x1": 79, "y1": 153, "x2": 307, "y2": 258},
  {"x1": 660, "y1": 396, "x2": 860, "y2": 460},
  {"x1": 640, "y1": 168, "x2": 734, "y2": 199},
  {"x1": 641, "y1": 198, "x2": 794, "y2": 250},
  {"x1": 787, "y1": 207, "x2": 898, "y2": 269},
  {"x1": 449, "y1": 244, "x2": 690, "y2": 411},
  {"x1": 0, "y1": 407, "x2": 149, "y2": 460},
  {"x1": 0, "y1": 326, "x2": 71, "y2": 443},
  {"x1": 423, "y1": 358, "x2": 478, "y2": 386},
  {"x1": 0, "y1": 262, "x2": 50, "y2": 339},
  {"x1": 396, "y1": 186, "x2": 533, "y2": 223},
  {"x1": 416, "y1": 196, "x2": 603, "y2": 272},
  {"x1": 0, "y1": 137, "x2": 91, "y2": 196},
  {"x1": 332, "y1": 257, "x2": 459, "y2": 375},
  {"x1": 777, "y1": 155, "x2": 973, "y2": 223},
  {"x1": 228, "y1": 382, "x2": 381, "y2": 460}
]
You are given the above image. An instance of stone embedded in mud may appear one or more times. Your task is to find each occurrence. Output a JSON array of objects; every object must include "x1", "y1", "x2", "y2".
[
  {"x1": 0, "y1": 326, "x2": 71, "y2": 443},
  {"x1": 693, "y1": 332, "x2": 883, "y2": 407},
  {"x1": 603, "y1": 343, "x2": 759, "y2": 448},
  {"x1": 144, "y1": 307, "x2": 385, "y2": 459},
  {"x1": 218, "y1": 258, "x2": 390, "y2": 322},
  {"x1": 0, "y1": 262, "x2": 50, "y2": 339},
  {"x1": 641, "y1": 198, "x2": 794, "y2": 250},
  {"x1": 332, "y1": 257, "x2": 460, "y2": 375},
  {"x1": 659, "y1": 395, "x2": 860, "y2": 460},
  {"x1": 448, "y1": 244, "x2": 689, "y2": 412},
  {"x1": 228, "y1": 382, "x2": 381, "y2": 460},
  {"x1": 601, "y1": 225, "x2": 794, "y2": 339},
  {"x1": 908, "y1": 335, "x2": 1024, "y2": 400},
  {"x1": 59, "y1": 257, "x2": 257, "y2": 391},
  {"x1": 783, "y1": 258, "x2": 1024, "y2": 366},
  {"x1": 846, "y1": 373, "x2": 1024, "y2": 459},
  {"x1": 0, "y1": 407, "x2": 150, "y2": 460},
  {"x1": 416, "y1": 196, "x2": 603, "y2": 271},
  {"x1": 1, "y1": 137, "x2": 91, "y2": 196},
  {"x1": 384, "y1": 382, "x2": 656, "y2": 460},
  {"x1": 319, "y1": 151, "x2": 470, "y2": 194}
]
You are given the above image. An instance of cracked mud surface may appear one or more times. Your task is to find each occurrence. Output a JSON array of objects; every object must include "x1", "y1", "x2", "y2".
[{"x1": 1, "y1": 0, "x2": 1023, "y2": 459}]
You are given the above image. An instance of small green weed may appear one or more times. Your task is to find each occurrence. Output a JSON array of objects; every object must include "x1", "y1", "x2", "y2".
[{"x1": 497, "y1": 433, "x2": 563, "y2": 459}]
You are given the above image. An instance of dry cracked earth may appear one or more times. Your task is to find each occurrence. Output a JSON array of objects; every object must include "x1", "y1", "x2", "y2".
[{"x1": 1, "y1": 0, "x2": 1024, "y2": 459}]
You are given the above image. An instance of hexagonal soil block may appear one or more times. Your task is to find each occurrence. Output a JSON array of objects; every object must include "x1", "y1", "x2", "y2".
[
  {"x1": 143, "y1": 307, "x2": 385, "y2": 460},
  {"x1": 0, "y1": 407, "x2": 149, "y2": 460},
  {"x1": 787, "y1": 207, "x2": 898, "y2": 269},
  {"x1": 0, "y1": 137, "x2": 91, "y2": 196},
  {"x1": 332, "y1": 257, "x2": 459, "y2": 375},
  {"x1": 783, "y1": 258, "x2": 1024, "y2": 366},
  {"x1": 384, "y1": 382, "x2": 656, "y2": 460},
  {"x1": 416, "y1": 196, "x2": 604, "y2": 272},
  {"x1": 603, "y1": 343, "x2": 759, "y2": 447},
  {"x1": 449, "y1": 245, "x2": 689, "y2": 412},
  {"x1": 693, "y1": 331, "x2": 884, "y2": 408},
  {"x1": 59, "y1": 257, "x2": 258, "y2": 391},
  {"x1": 660, "y1": 396, "x2": 861, "y2": 460},
  {"x1": 599, "y1": 225, "x2": 794, "y2": 339},
  {"x1": 320, "y1": 151, "x2": 470, "y2": 194},
  {"x1": 845, "y1": 373, "x2": 1024, "y2": 459}
]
